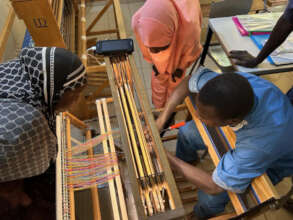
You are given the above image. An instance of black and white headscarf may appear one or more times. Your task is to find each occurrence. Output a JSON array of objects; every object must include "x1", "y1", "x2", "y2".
[
  {"x1": 0, "y1": 47, "x2": 87, "y2": 182},
  {"x1": 21, "y1": 47, "x2": 86, "y2": 129}
]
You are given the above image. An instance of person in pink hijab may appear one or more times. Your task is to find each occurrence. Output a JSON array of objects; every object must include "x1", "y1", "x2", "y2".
[{"x1": 132, "y1": 0, "x2": 202, "y2": 108}]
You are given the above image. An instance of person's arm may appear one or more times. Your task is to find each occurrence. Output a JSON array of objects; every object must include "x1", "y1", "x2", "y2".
[
  {"x1": 229, "y1": 15, "x2": 293, "y2": 67},
  {"x1": 156, "y1": 75, "x2": 191, "y2": 131},
  {"x1": 165, "y1": 151, "x2": 224, "y2": 194}
]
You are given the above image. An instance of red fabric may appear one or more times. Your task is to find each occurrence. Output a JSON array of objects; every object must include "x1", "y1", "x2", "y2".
[{"x1": 132, "y1": 0, "x2": 202, "y2": 108}]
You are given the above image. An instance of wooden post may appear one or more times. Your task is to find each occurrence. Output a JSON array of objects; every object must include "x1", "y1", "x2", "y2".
[
  {"x1": 86, "y1": 130, "x2": 102, "y2": 220},
  {"x1": 65, "y1": 116, "x2": 76, "y2": 220},
  {"x1": 112, "y1": 0, "x2": 127, "y2": 39},
  {"x1": 0, "y1": 7, "x2": 15, "y2": 61},
  {"x1": 80, "y1": 0, "x2": 87, "y2": 66}
]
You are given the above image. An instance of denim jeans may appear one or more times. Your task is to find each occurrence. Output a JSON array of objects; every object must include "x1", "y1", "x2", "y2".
[{"x1": 176, "y1": 120, "x2": 230, "y2": 219}]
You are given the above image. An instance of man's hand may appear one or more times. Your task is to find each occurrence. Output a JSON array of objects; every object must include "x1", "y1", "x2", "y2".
[{"x1": 229, "y1": 50, "x2": 260, "y2": 68}]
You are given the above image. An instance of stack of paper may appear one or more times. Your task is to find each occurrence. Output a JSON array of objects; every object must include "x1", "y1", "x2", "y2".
[
  {"x1": 251, "y1": 33, "x2": 293, "y2": 65},
  {"x1": 233, "y1": 12, "x2": 282, "y2": 36}
]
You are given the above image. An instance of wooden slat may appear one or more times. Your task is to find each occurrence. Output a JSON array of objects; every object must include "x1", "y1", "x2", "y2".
[
  {"x1": 86, "y1": 130, "x2": 102, "y2": 220},
  {"x1": 96, "y1": 100, "x2": 121, "y2": 220},
  {"x1": 86, "y1": 0, "x2": 113, "y2": 34},
  {"x1": 185, "y1": 97, "x2": 280, "y2": 216},
  {"x1": 267, "y1": 0, "x2": 288, "y2": 7},
  {"x1": 221, "y1": 126, "x2": 280, "y2": 202},
  {"x1": 112, "y1": 0, "x2": 127, "y2": 38},
  {"x1": 56, "y1": 114, "x2": 64, "y2": 220},
  {"x1": 70, "y1": 3, "x2": 76, "y2": 52},
  {"x1": 102, "y1": 98, "x2": 128, "y2": 220},
  {"x1": 87, "y1": 78, "x2": 108, "y2": 82},
  {"x1": 63, "y1": 111, "x2": 88, "y2": 129},
  {"x1": 87, "y1": 29, "x2": 118, "y2": 36},
  {"x1": 161, "y1": 134, "x2": 178, "y2": 142},
  {"x1": 0, "y1": 7, "x2": 15, "y2": 61},
  {"x1": 57, "y1": 0, "x2": 64, "y2": 27},
  {"x1": 208, "y1": 213, "x2": 237, "y2": 220},
  {"x1": 86, "y1": 65, "x2": 107, "y2": 73},
  {"x1": 10, "y1": 0, "x2": 66, "y2": 48},
  {"x1": 65, "y1": 117, "x2": 76, "y2": 220},
  {"x1": 185, "y1": 97, "x2": 246, "y2": 215},
  {"x1": 182, "y1": 196, "x2": 197, "y2": 204},
  {"x1": 80, "y1": 0, "x2": 87, "y2": 66},
  {"x1": 178, "y1": 185, "x2": 196, "y2": 193}
]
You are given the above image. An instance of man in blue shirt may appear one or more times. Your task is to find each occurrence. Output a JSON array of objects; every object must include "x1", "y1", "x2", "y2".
[{"x1": 156, "y1": 67, "x2": 293, "y2": 219}]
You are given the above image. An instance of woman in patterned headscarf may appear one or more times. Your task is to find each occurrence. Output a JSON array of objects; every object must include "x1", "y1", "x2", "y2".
[{"x1": 0, "y1": 47, "x2": 87, "y2": 212}]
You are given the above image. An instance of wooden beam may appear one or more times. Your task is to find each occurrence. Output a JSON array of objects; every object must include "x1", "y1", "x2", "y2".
[
  {"x1": 87, "y1": 29, "x2": 118, "y2": 36},
  {"x1": 86, "y1": 65, "x2": 107, "y2": 73},
  {"x1": 86, "y1": 0, "x2": 113, "y2": 34},
  {"x1": 178, "y1": 185, "x2": 196, "y2": 193},
  {"x1": 161, "y1": 134, "x2": 177, "y2": 142},
  {"x1": 208, "y1": 213, "x2": 237, "y2": 220},
  {"x1": 0, "y1": 7, "x2": 15, "y2": 61},
  {"x1": 57, "y1": 0, "x2": 64, "y2": 28},
  {"x1": 70, "y1": 3, "x2": 76, "y2": 53},
  {"x1": 63, "y1": 111, "x2": 88, "y2": 130},
  {"x1": 112, "y1": 0, "x2": 127, "y2": 38},
  {"x1": 185, "y1": 97, "x2": 246, "y2": 215},
  {"x1": 86, "y1": 130, "x2": 102, "y2": 220},
  {"x1": 102, "y1": 98, "x2": 128, "y2": 220},
  {"x1": 96, "y1": 100, "x2": 121, "y2": 220},
  {"x1": 182, "y1": 196, "x2": 197, "y2": 204},
  {"x1": 65, "y1": 117, "x2": 76, "y2": 220},
  {"x1": 87, "y1": 37, "x2": 97, "y2": 48},
  {"x1": 221, "y1": 126, "x2": 280, "y2": 202},
  {"x1": 56, "y1": 114, "x2": 64, "y2": 220},
  {"x1": 80, "y1": 0, "x2": 87, "y2": 66}
]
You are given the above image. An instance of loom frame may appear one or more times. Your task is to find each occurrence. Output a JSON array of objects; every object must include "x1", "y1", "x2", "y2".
[{"x1": 104, "y1": 56, "x2": 185, "y2": 220}]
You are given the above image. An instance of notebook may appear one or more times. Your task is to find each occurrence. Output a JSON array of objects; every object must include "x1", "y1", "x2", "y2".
[
  {"x1": 233, "y1": 12, "x2": 282, "y2": 36},
  {"x1": 250, "y1": 34, "x2": 293, "y2": 65}
]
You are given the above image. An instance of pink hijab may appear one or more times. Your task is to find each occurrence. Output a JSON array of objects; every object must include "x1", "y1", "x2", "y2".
[{"x1": 132, "y1": 0, "x2": 202, "y2": 75}]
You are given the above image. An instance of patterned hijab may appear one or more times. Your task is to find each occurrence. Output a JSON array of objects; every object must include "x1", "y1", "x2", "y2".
[{"x1": 0, "y1": 47, "x2": 87, "y2": 129}]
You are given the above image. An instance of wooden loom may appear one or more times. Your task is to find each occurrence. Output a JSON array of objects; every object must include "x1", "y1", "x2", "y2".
[
  {"x1": 103, "y1": 54, "x2": 185, "y2": 219},
  {"x1": 184, "y1": 97, "x2": 280, "y2": 219},
  {"x1": 56, "y1": 105, "x2": 128, "y2": 220}
]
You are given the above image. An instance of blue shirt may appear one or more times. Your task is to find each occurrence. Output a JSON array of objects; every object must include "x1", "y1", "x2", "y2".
[{"x1": 189, "y1": 68, "x2": 293, "y2": 193}]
